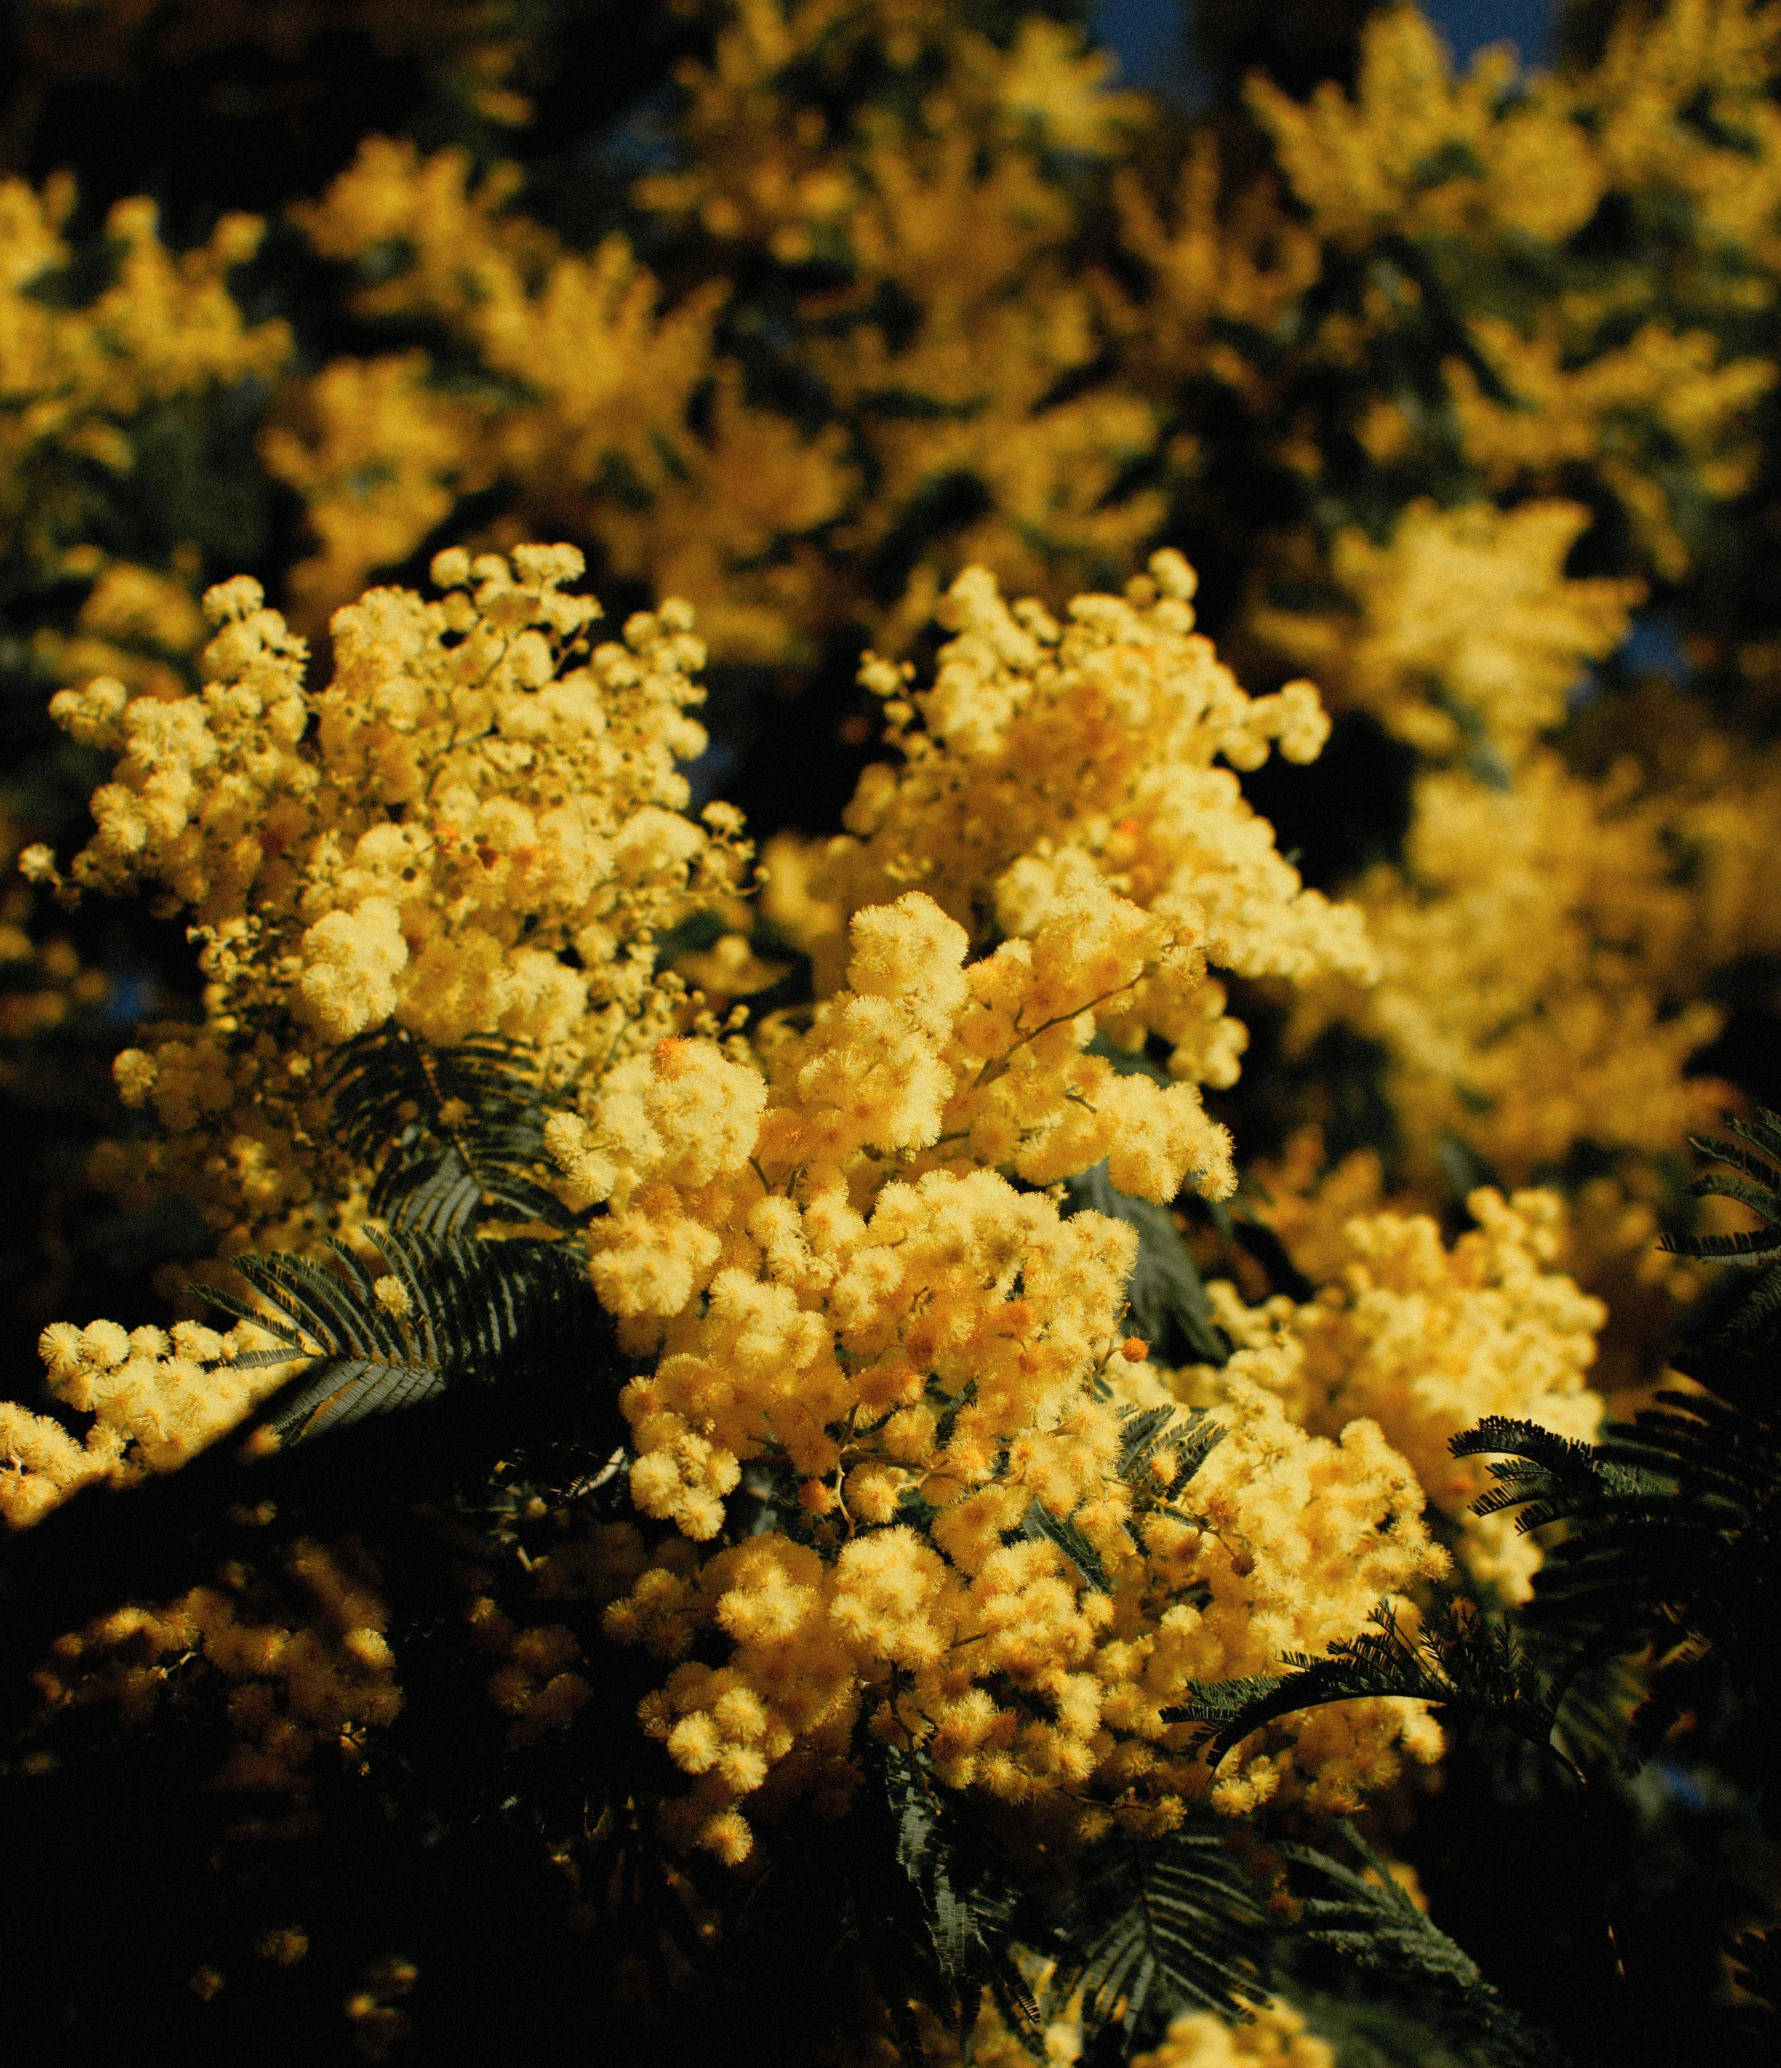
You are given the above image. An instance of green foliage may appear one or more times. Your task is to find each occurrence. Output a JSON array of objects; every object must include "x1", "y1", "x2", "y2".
[
  {"x1": 208, "y1": 1224, "x2": 594, "y2": 1444},
  {"x1": 1179, "y1": 1597, "x2": 1567, "y2": 1773},
  {"x1": 325, "y1": 1024, "x2": 579, "y2": 1236},
  {"x1": 1040, "y1": 1822, "x2": 1276, "y2": 2053},
  {"x1": 1021, "y1": 1401, "x2": 1223, "y2": 1593},
  {"x1": 1278, "y1": 1827, "x2": 1566, "y2": 2068},
  {"x1": 884, "y1": 1747, "x2": 1041, "y2": 2045},
  {"x1": 1661, "y1": 1111, "x2": 1781, "y2": 1334},
  {"x1": 1064, "y1": 1161, "x2": 1230, "y2": 1366}
]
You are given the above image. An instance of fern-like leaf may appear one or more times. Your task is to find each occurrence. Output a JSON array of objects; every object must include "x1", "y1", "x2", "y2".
[
  {"x1": 1282, "y1": 1825, "x2": 1567, "y2": 2068},
  {"x1": 1177, "y1": 1598, "x2": 1562, "y2": 1768},
  {"x1": 1116, "y1": 1402, "x2": 1223, "y2": 1508},
  {"x1": 1020, "y1": 1498, "x2": 1112, "y2": 1593},
  {"x1": 1454, "y1": 1390, "x2": 1781, "y2": 1712},
  {"x1": 206, "y1": 1225, "x2": 592, "y2": 1444},
  {"x1": 1014, "y1": 1405, "x2": 1223, "y2": 1595},
  {"x1": 1661, "y1": 1112, "x2": 1781, "y2": 1333},
  {"x1": 1064, "y1": 1162, "x2": 1230, "y2": 1366},
  {"x1": 326, "y1": 1024, "x2": 576, "y2": 1235},
  {"x1": 1043, "y1": 1824, "x2": 1273, "y2": 2053},
  {"x1": 882, "y1": 1748, "x2": 1039, "y2": 2040}
]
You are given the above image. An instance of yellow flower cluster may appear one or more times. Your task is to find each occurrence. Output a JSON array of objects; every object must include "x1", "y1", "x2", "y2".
[
  {"x1": 270, "y1": 133, "x2": 850, "y2": 653},
  {"x1": 605, "y1": 1333, "x2": 1445, "y2": 1861},
  {"x1": 436, "y1": 547, "x2": 1445, "y2": 1864},
  {"x1": 32, "y1": 1537, "x2": 401, "y2": 1793},
  {"x1": 29, "y1": 555, "x2": 209, "y2": 707},
  {"x1": 464, "y1": 1593, "x2": 595, "y2": 1751},
  {"x1": 0, "y1": 169, "x2": 288, "y2": 724},
  {"x1": 42, "y1": 544, "x2": 740, "y2": 1257},
  {"x1": 0, "y1": 174, "x2": 288, "y2": 567},
  {"x1": 1573, "y1": 0, "x2": 1781, "y2": 284},
  {"x1": 1294, "y1": 753, "x2": 1727, "y2": 1182},
  {"x1": 0, "y1": 1317, "x2": 294, "y2": 1527},
  {"x1": 633, "y1": 0, "x2": 1161, "y2": 652},
  {"x1": 1255, "y1": 500, "x2": 1644, "y2": 763},
  {"x1": 10, "y1": 537, "x2": 1449, "y2": 1866},
  {"x1": 1131, "y1": 1998, "x2": 1335, "y2": 2068},
  {"x1": 1247, "y1": 6, "x2": 1606, "y2": 250},
  {"x1": 1098, "y1": 135, "x2": 1322, "y2": 411},
  {"x1": 1246, "y1": 3, "x2": 1779, "y2": 587},
  {"x1": 1201, "y1": 1186, "x2": 1605, "y2": 1601},
  {"x1": 797, "y1": 556, "x2": 1372, "y2": 1113},
  {"x1": 948, "y1": 1991, "x2": 1336, "y2": 2068},
  {"x1": 263, "y1": 3, "x2": 1169, "y2": 662},
  {"x1": 0, "y1": 856, "x2": 108, "y2": 1049},
  {"x1": 1448, "y1": 318, "x2": 1775, "y2": 585}
]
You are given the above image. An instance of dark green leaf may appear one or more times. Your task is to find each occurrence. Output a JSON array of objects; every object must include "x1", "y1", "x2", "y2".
[{"x1": 1064, "y1": 1162, "x2": 1229, "y2": 1366}]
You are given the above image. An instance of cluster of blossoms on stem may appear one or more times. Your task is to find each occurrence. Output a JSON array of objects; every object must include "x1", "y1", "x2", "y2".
[
  {"x1": 790, "y1": 550, "x2": 1374, "y2": 1115},
  {"x1": 37, "y1": 543, "x2": 741, "y2": 1269},
  {"x1": 1253, "y1": 498, "x2": 1645, "y2": 767},
  {"x1": 0, "y1": 1318, "x2": 292, "y2": 1526},
  {"x1": 5, "y1": 546, "x2": 1587, "y2": 1883},
  {"x1": 1191, "y1": 1181, "x2": 1606, "y2": 1602},
  {"x1": 530, "y1": 557, "x2": 1445, "y2": 1864},
  {"x1": 31, "y1": 1536, "x2": 401, "y2": 1795}
]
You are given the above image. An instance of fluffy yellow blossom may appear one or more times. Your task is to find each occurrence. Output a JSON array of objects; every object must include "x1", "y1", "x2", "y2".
[
  {"x1": 1448, "y1": 319, "x2": 1775, "y2": 584},
  {"x1": 803, "y1": 557, "x2": 1372, "y2": 1116},
  {"x1": 34, "y1": 1540, "x2": 401, "y2": 1795},
  {"x1": 1132, "y1": 1998, "x2": 1335, "y2": 2068},
  {"x1": 1100, "y1": 134, "x2": 1322, "y2": 408},
  {"x1": 258, "y1": 352, "x2": 484, "y2": 628},
  {"x1": 633, "y1": 2, "x2": 1162, "y2": 653},
  {"x1": 1244, "y1": 4, "x2": 1779, "y2": 585},
  {"x1": 275, "y1": 136, "x2": 850, "y2": 652},
  {"x1": 42, "y1": 547, "x2": 740, "y2": 1256},
  {"x1": 1206, "y1": 1187, "x2": 1605, "y2": 1600},
  {"x1": 1574, "y1": 0, "x2": 1781, "y2": 284},
  {"x1": 0, "y1": 173, "x2": 288, "y2": 566},
  {"x1": 609, "y1": 1334, "x2": 1448, "y2": 1859},
  {"x1": 599, "y1": 1094, "x2": 1447, "y2": 1853},
  {"x1": 1255, "y1": 501, "x2": 1643, "y2": 766},
  {"x1": 464, "y1": 1593, "x2": 594, "y2": 1750},
  {"x1": 1294, "y1": 753, "x2": 1728, "y2": 1181},
  {"x1": 30, "y1": 557, "x2": 210, "y2": 706},
  {"x1": 1248, "y1": 6, "x2": 1606, "y2": 250},
  {"x1": 0, "y1": 1317, "x2": 298, "y2": 1526}
]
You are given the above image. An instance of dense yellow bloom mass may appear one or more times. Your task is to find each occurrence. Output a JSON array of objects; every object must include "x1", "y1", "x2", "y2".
[
  {"x1": 32, "y1": 1536, "x2": 401, "y2": 1791},
  {"x1": 0, "y1": 175, "x2": 288, "y2": 562},
  {"x1": 795, "y1": 555, "x2": 1371, "y2": 1138},
  {"x1": 519, "y1": 553, "x2": 1427, "y2": 1864},
  {"x1": 1236, "y1": 3, "x2": 1780, "y2": 593},
  {"x1": 1255, "y1": 500, "x2": 1644, "y2": 765},
  {"x1": 0, "y1": 1317, "x2": 293, "y2": 1527},
  {"x1": 4, "y1": 4, "x2": 1781, "y2": 2054},
  {"x1": 268, "y1": 138, "x2": 853, "y2": 653},
  {"x1": 39, "y1": 544, "x2": 739, "y2": 1262},
  {"x1": 1247, "y1": 6, "x2": 1605, "y2": 250},
  {"x1": 260, "y1": 3, "x2": 1172, "y2": 661},
  {"x1": 0, "y1": 167, "x2": 289, "y2": 719},
  {"x1": 1199, "y1": 1184, "x2": 1605, "y2": 1601},
  {"x1": 1294, "y1": 752, "x2": 1727, "y2": 1182},
  {"x1": 604, "y1": 1319, "x2": 1445, "y2": 1861},
  {"x1": 1131, "y1": 1999, "x2": 1335, "y2": 2068}
]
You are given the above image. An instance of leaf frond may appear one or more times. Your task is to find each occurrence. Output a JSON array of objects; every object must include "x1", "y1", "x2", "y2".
[
  {"x1": 1042, "y1": 1824, "x2": 1273, "y2": 2054},
  {"x1": 325, "y1": 1023, "x2": 578, "y2": 1235},
  {"x1": 1064, "y1": 1163, "x2": 1230, "y2": 1367},
  {"x1": 1176, "y1": 1598, "x2": 1561, "y2": 1766},
  {"x1": 211, "y1": 1225, "x2": 595, "y2": 1445},
  {"x1": 1282, "y1": 1826, "x2": 1567, "y2": 2068}
]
